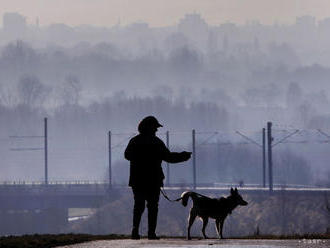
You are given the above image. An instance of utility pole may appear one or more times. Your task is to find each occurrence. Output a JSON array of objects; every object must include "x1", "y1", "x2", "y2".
[
  {"x1": 166, "y1": 131, "x2": 170, "y2": 186},
  {"x1": 192, "y1": 129, "x2": 196, "y2": 189},
  {"x1": 267, "y1": 122, "x2": 273, "y2": 191},
  {"x1": 108, "y1": 131, "x2": 112, "y2": 188},
  {"x1": 44, "y1": 118, "x2": 48, "y2": 185},
  {"x1": 262, "y1": 128, "x2": 266, "y2": 187}
]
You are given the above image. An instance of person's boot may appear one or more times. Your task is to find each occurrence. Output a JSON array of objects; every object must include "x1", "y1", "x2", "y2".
[
  {"x1": 148, "y1": 233, "x2": 160, "y2": 240},
  {"x1": 131, "y1": 227, "x2": 140, "y2": 240},
  {"x1": 148, "y1": 208, "x2": 160, "y2": 240},
  {"x1": 132, "y1": 209, "x2": 142, "y2": 240}
]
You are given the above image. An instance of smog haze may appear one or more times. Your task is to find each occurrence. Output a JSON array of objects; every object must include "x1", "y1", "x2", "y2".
[{"x1": 0, "y1": 1, "x2": 330, "y2": 188}]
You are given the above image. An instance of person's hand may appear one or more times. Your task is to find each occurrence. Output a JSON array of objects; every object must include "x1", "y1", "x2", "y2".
[{"x1": 181, "y1": 151, "x2": 192, "y2": 161}]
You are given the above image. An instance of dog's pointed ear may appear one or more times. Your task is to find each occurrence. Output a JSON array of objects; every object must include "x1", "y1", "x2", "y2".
[
  {"x1": 235, "y1": 187, "x2": 238, "y2": 192},
  {"x1": 230, "y1": 188, "x2": 234, "y2": 194}
]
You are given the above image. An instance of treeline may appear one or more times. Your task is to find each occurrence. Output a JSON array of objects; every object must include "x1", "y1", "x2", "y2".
[
  {"x1": 1, "y1": 41, "x2": 330, "y2": 130},
  {"x1": 0, "y1": 41, "x2": 329, "y2": 184},
  {"x1": 0, "y1": 91, "x2": 315, "y2": 186}
]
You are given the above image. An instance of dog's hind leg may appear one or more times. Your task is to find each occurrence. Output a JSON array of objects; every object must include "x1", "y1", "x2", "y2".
[
  {"x1": 215, "y1": 219, "x2": 220, "y2": 239},
  {"x1": 201, "y1": 217, "x2": 209, "y2": 239},
  {"x1": 187, "y1": 209, "x2": 197, "y2": 240}
]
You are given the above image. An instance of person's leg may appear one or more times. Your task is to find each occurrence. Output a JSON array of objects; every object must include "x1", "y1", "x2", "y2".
[
  {"x1": 146, "y1": 187, "x2": 160, "y2": 239},
  {"x1": 132, "y1": 187, "x2": 146, "y2": 239}
]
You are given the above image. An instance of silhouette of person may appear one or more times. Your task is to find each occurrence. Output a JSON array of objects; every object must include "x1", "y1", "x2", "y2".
[{"x1": 125, "y1": 116, "x2": 191, "y2": 240}]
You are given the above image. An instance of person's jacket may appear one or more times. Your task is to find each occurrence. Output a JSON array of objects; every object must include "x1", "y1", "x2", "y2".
[{"x1": 125, "y1": 133, "x2": 188, "y2": 188}]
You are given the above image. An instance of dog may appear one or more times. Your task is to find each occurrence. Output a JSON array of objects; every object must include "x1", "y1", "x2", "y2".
[{"x1": 179, "y1": 187, "x2": 248, "y2": 240}]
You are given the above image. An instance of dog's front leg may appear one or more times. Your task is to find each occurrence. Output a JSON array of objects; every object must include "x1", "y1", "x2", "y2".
[
  {"x1": 187, "y1": 209, "x2": 197, "y2": 240},
  {"x1": 219, "y1": 219, "x2": 225, "y2": 239},
  {"x1": 201, "y1": 217, "x2": 209, "y2": 239}
]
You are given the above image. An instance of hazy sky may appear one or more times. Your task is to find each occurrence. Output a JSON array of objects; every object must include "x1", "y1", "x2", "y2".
[{"x1": 1, "y1": 0, "x2": 330, "y2": 27}]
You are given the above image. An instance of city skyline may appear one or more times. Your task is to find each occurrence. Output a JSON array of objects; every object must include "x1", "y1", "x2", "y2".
[{"x1": 1, "y1": 0, "x2": 330, "y2": 28}]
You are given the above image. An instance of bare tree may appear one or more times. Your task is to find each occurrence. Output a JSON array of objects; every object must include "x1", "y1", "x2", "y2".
[
  {"x1": 61, "y1": 75, "x2": 82, "y2": 105},
  {"x1": 0, "y1": 84, "x2": 19, "y2": 106},
  {"x1": 17, "y1": 75, "x2": 49, "y2": 107}
]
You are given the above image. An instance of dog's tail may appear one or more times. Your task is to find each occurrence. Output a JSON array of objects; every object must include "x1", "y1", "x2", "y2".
[{"x1": 180, "y1": 191, "x2": 194, "y2": 207}]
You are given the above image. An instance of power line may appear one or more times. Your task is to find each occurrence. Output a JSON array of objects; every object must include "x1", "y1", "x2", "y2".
[
  {"x1": 111, "y1": 132, "x2": 136, "y2": 136},
  {"x1": 317, "y1": 129, "x2": 330, "y2": 141},
  {"x1": 10, "y1": 148, "x2": 43, "y2": 151},
  {"x1": 9, "y1": 135, "x2": 44, "y2": 138},
  {"x1": 235, "y1": 131, "x2": 262, "y2": 148},
  {"x1": 272, "y1": 129, "x2": 300, "y2": 147},
  {"x1": 111, "y1": 135, "x2": 134, "y2": 149},
  {"x1": 197, "y1": 132, "x2": 218, "y2": 146}
]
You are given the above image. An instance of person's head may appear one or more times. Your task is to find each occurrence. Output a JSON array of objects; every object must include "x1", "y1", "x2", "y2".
[{"x1": 138, "y1": 116, "x2": 162, "y2": 135}]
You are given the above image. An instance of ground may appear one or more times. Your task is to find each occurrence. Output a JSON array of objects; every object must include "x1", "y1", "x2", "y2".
[{"x1": 57, "y1": 238, "x2": 330, "y2": 248}]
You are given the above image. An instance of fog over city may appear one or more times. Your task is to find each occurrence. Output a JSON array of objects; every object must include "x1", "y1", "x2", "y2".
[
  {"x1": 0, "y1": 0, "x2": 330, "y2": 238},
  {"x1": 1, "y1": 10, "x2": 330, "y2": 187}
]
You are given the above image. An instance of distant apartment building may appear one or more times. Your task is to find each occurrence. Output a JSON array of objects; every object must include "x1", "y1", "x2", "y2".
[
  {"x1": 3, "y1": 12, "x2": 27, "y2": 40},
  {"x1": 178, "y1": 13, "x2": 209, "y2": 52}
]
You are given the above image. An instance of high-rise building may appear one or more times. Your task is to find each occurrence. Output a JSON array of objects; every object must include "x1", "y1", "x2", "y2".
[
  {"x1": 3, "y1": 12, "x2": 27, "y2": 40},
  {"x1": 3, "y1": 12, "x2": 26, "y2": 32},
  {"x1": 178, "y1": 13, "x2": 209, "y2": 51}
]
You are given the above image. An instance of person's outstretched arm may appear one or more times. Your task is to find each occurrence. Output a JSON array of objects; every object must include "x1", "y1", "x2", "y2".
[{"x1": 161, "y1": 142, "x2": 191, "y2": 163}]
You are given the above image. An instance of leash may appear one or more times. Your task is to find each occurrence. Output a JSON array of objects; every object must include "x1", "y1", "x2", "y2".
[
  {"x1": 160, "y1": 188, "x2": 182, "y2": 202},
  {"x1": 160, "y1": 188, "x2": 212, "y2": 202}
]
